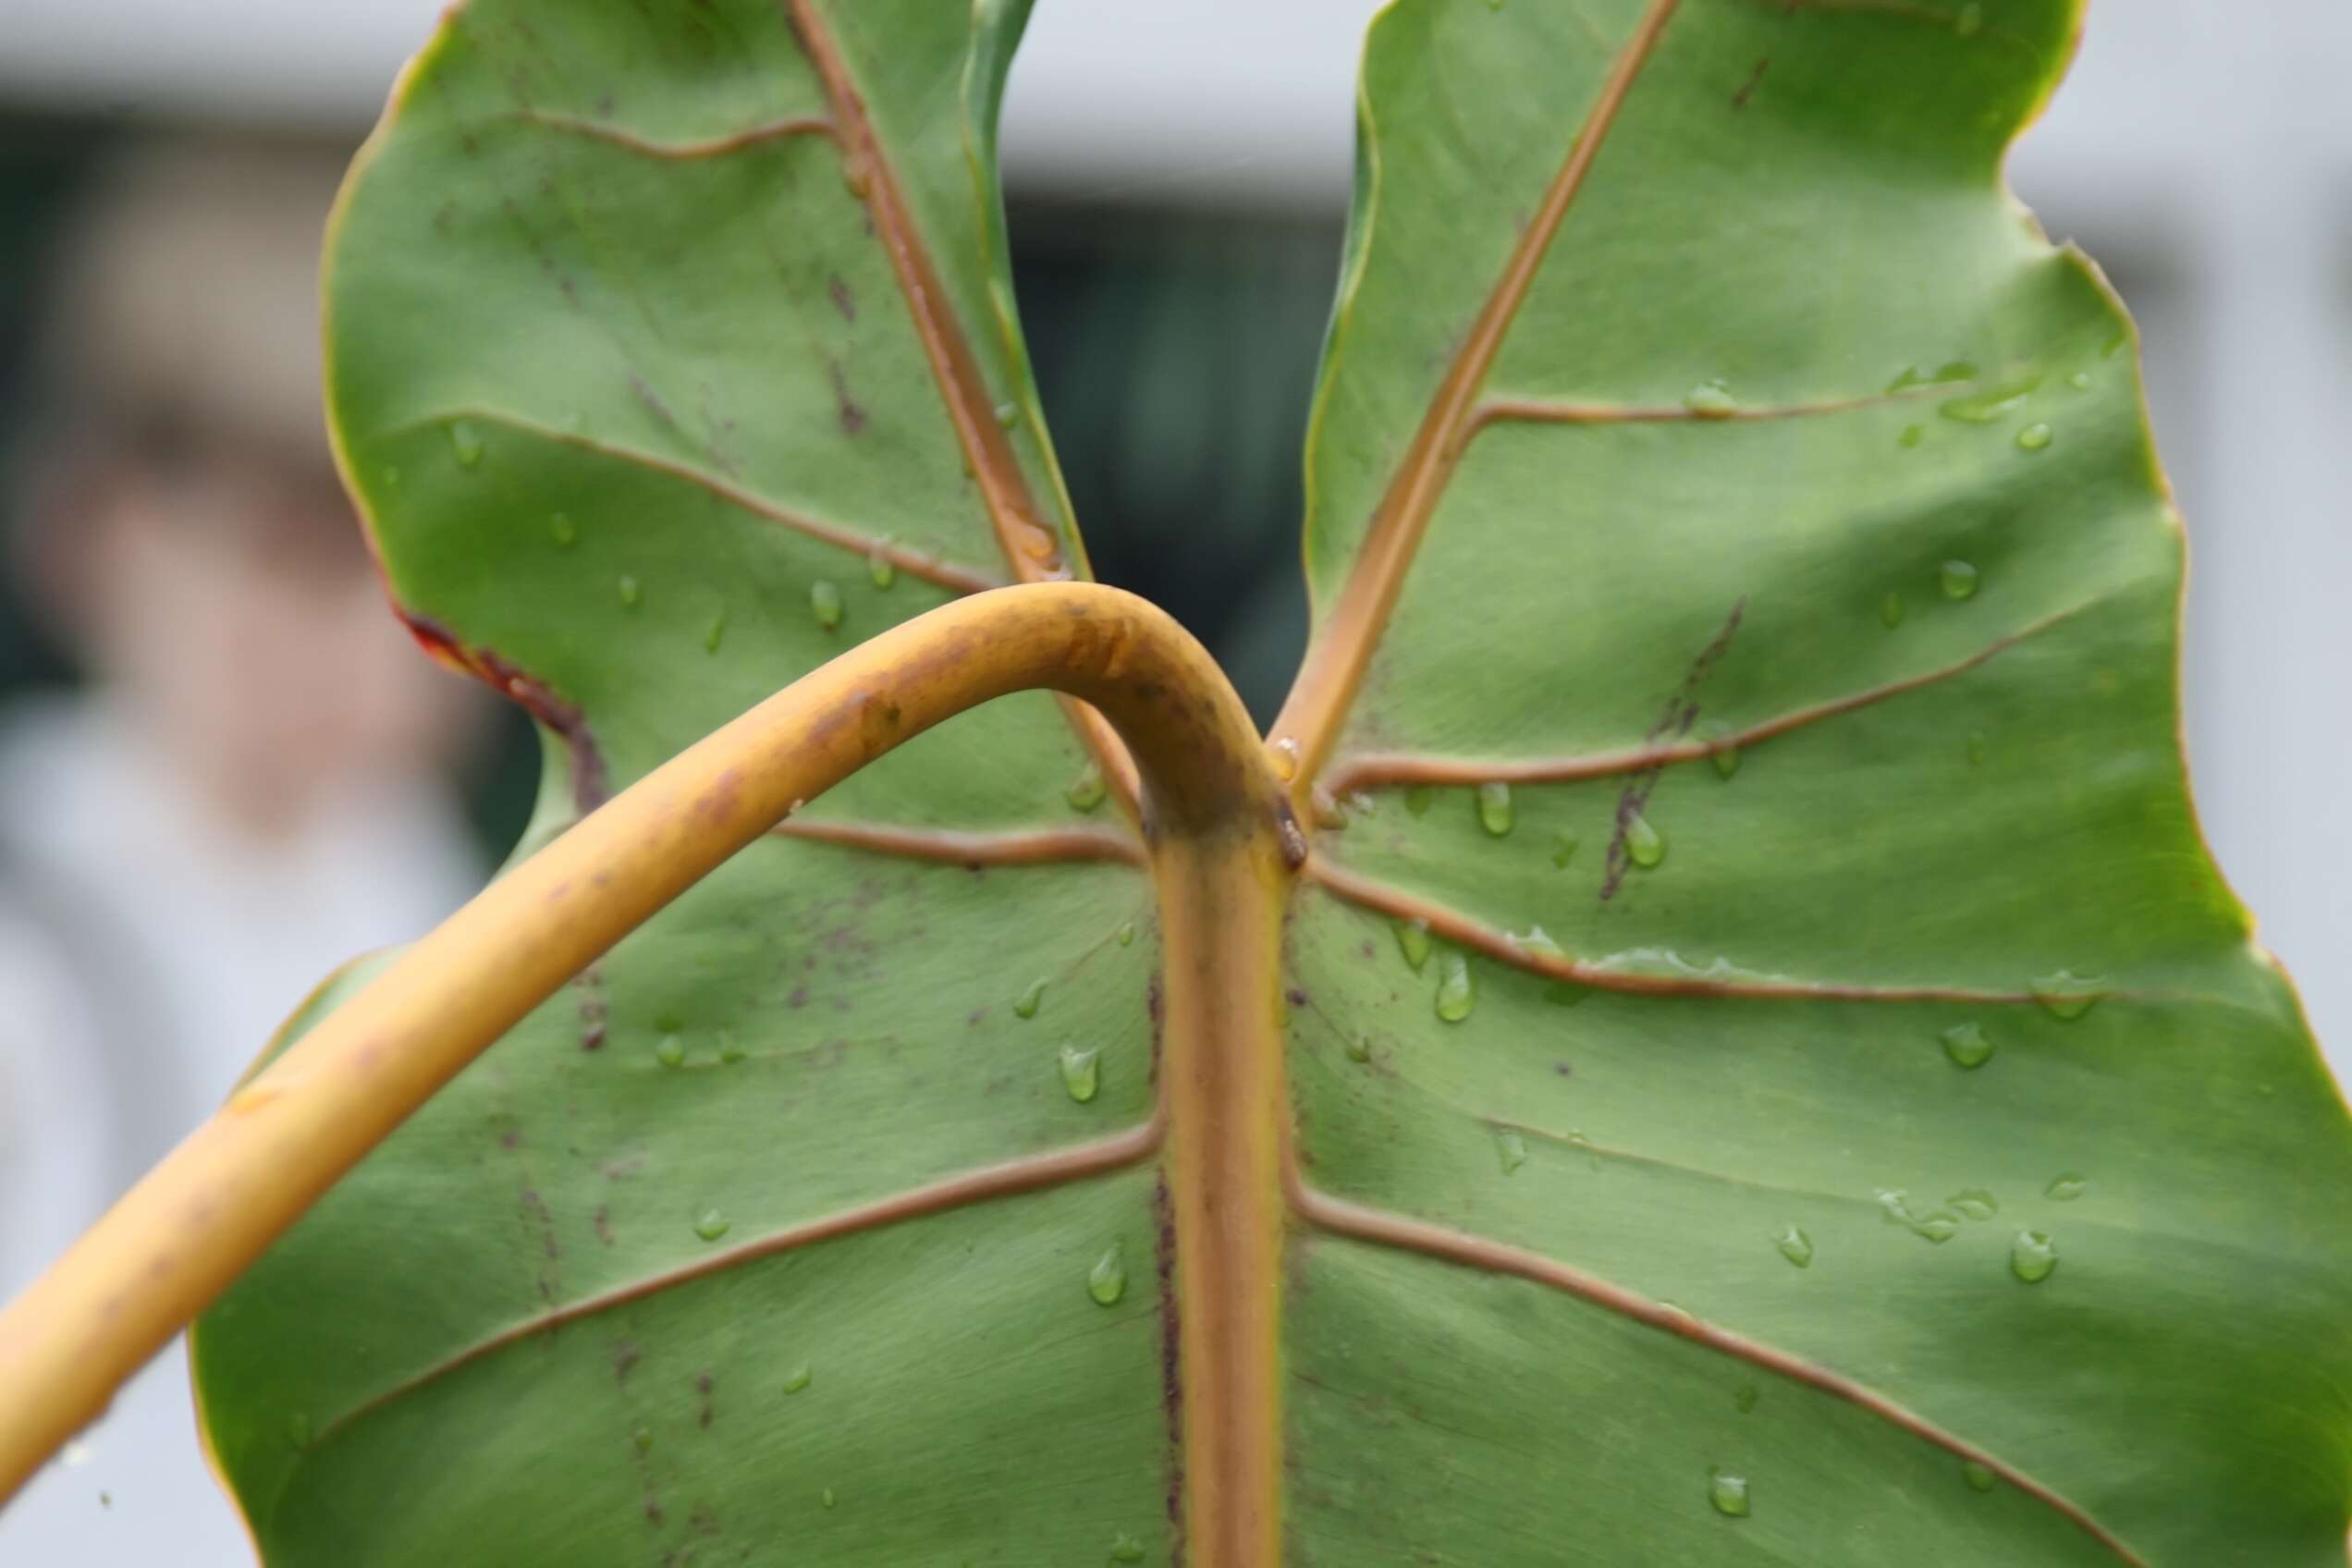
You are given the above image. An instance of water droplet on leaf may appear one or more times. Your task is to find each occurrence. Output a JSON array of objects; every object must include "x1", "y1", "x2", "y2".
[
  {"x1": 1550, "y1": 830, "x2": 1579, "y2": 869},
  {"x1": 1066, "y1": 766, "x2": 1107, "y2": 814},
  {"x1": 1060, "y1": 1045, "x2": 1101, "y2": 1104},
  {"x1": 1476, "y1": 780, "x2": 1513, "y2": 837},
  {"x1": 448, "y1": 420, "x2": 483, "y2": 467},
  {"x1": 1435, "y1": 953, "x2": 1476, "y2": 1023},
  {"x1": 551, "y1": 512, "x2": 577, "y2": 546},
  {"x1": 1404, "y1": 785, "x2": 1433, "y2": 817},
  {"x1": 1013, "y1": 978, "x2": 1047, "y2": 1020},
  {"x1": 2011, "y1": 1229, "x2": 2057, "y2": 1282},
  {"x1": 1392, "y1": 918, "x2": 1431, "y2": 972},
  {"x1": 1109, "y1": 1535, "x2": 1146, "y2": 1563},
  {"x1": 1964, "y1": 1460, "x2": 1997, "y2": 1492},
  {"x1": 782, "y1": 1365, "x2": 812, "y2": 1394},
  {"x1": 1709, "y1": 1469, "x2": 1750, "y2": 1517},
  {"x1": 704, "y1": 610, "x2": 727, "y2": 655},
  {"x1": 809, "y1": 580, "x2": 844, "y2": 632},
  {"x1": 1939, "y1": 559, "x2": 1979, "y2": 600},
  {"x1": 2067, "y1": 371, "x2": 2091, "y2": 391},
  {"x1": 632, "y1": 1422, "x2": 654, "y2": 1453},
  {"x1": 1941, "y1": 1022, "x2": 1993, "y2": 1070},
  {"x1": 2045, "y1": 1172, "x2": 2086, "y2": 1201},
  {"x1": 1948, "y1": 1187, "x2": 1999, "y2": 1220},
  {"x1": 2015, "y1": 422, "x2": 2052, "y2": 451},
  {"x1": 1774, "y1": 1225, "x2": 1814, "y2": 1268},
  {"x1": 618, "y1": 575, "x2": 642, "y2": 607},
  {"x1": 1116, "y1": 921, "x2": 1136, "y2": 947},
  {"x1": 1880, "y1": 591, "x2": 1906, "y2": 628},
  {"x1": 655, "y1": 1035, "x2": 685, "y2": 1069},
  {"x1": 2030, "y1": 971, "x2": 2101, "y2": 1020},
  {"x1": 993, "y1": 400, "x2": 1018, "y2": 428},
  {"x1": 694, "y1": 1208, "x2": 730, "y2": 1242},
  {"x1": 1624, "y1": 812, "x2": 1665, "y2": 869},
  {"x1": 1684, "y1": 381, "x2": 1738, "y2": 418},
  {"x1": 868, "y1": 546, "x2": 896, "y2": 589},
  {"x1": 1733, "y1": 1384, "x2": 1759, "y2": 1414},
  {"x1": 718, "y1": 1030, "x2": 746, "y2": 1065},
  {"x1": 1710, "y1": 742, "x2": 1740, "y2": 779},
  {"x1": 1343, "y1": 1035, "x2": 1373, "y2": 1064},
  {"x1": 1496, "y1": 1129, "x2": 1528, "y2": 1175},
  {"x1": 1509, "y1": 925, "x2": 1564, "y2": 962},
  {"x1": 1940, "y1": 375, "x2": 2040, "y2": 423},
  {"x1": 1088, "y1": 1242, "x2": 1127, "y2": 1305},
  {"x1": 1268, "y1": 738, "x2": 1299, "y2": 781},
  {"x1": 1897, "y1": 423, "x2": 1925, "y2": 449}
]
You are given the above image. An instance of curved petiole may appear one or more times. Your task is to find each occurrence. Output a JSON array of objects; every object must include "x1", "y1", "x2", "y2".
[{"x1": 0, "y1": 582, "x2": 1293, "y2": 1540}]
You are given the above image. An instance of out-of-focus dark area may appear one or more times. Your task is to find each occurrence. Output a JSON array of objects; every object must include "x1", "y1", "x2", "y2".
[{"x1": 0, "y1": 1, "x2": 2345, "y2": 1560}]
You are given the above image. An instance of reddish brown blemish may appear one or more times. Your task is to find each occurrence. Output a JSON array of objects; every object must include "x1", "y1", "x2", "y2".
[
  {"x1": 692, "y1": 768, "x2": 744, "y2": 827},
  {"x1": 828, "y1": 361, "x2": 866, "y2": 435},
  {"x1": 1600, "y1": 597, "x2": 1743, "y2": 901},
  {"x1": 828, "y1": 274, "x2": 855, "y2": 321},
  {"x1": 1732, "y1": 55, "x2": 1769, "y2": 108},
  {"x1": 396, "y1": 607, "x2": 610, "y2": 809},
  {"x1": 1152, "y1": 1173, "x2": 1185, "y2": 1562}
]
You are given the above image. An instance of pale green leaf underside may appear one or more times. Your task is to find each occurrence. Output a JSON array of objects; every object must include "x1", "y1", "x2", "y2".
[{"x1": 192, "y1": 1, "x2": 2352, "y2": 1565}]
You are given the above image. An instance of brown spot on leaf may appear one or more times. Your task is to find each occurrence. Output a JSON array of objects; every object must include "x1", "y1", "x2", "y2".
[
  {"x1": 1600, "y1": 597, "x2": 1745, "y2": 901},
  {"x1": 612, "y1": 1339, "x2": 642, "y2": 1383},
  {"x1": 828, "y1": 274, "x2": 855, "y2": 321},
  {"x1": 1733, "y1": 56, "x2": 1770, "y2": 108},
  {"x1": 829, "y1": 361, "x2": 866, "y2": 435}
]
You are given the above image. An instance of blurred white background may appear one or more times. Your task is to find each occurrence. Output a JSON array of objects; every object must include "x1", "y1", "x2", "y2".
[{"x1": 0, "y1": 0, "x2": 2342, "y2": 1560}]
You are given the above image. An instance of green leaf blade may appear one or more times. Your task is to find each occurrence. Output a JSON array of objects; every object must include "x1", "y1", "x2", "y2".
[
  {"x1": 1286, "y1": 0, "x2": 2352, "y2": 1563},
  {"x1": 198, "y1": 3, "x2": 1172, "y2": 1562}
]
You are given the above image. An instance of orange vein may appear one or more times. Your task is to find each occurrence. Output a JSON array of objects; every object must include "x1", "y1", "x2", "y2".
[
  {"x1": 1270, "y1": 0, "x2": 1684, "y2": 797},
  {"x1": 770, "y1": 817, "x2": 1144, "y2": 867},
  {"x1": 789, "y1": 0, "x2": 1142, "y2": 818},
  {"x1": 1304, "y1": 862, "x2": 2036, "y2": 1004},
  {"x1": 1283, "y1": 1175, "x2": 2147, "y2": 1567},
  {"x1": 312, "y1": 1116, "x2": 1165, "y2": 1448},
  {"x1": 1323, "y1": 596, "x2": 2107, "y2": 793},
  {"x1": 395, "y1": 407, "x2": 1001, "y2": 594},
  {"x1": 502, "y1": 110, "x2": 839, "y2": 159}
]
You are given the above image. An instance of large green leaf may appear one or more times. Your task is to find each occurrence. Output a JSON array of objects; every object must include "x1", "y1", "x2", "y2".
[{"x1": 192, "y1": 1, "x2": 2352, "y2": 1564}]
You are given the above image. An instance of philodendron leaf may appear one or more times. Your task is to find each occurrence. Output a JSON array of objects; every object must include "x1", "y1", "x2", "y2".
[{"x1": 191, "y1": 2, "x2": 2352, "y2": 1566}]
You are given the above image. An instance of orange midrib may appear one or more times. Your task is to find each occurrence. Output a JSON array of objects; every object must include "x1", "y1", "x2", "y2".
[
  {"x1": 789, "y1": 0, "x2": 1142, "y2": 812},
  {"x1": 1269, "y1": 0, "x2": 1685, "y2": 798}
]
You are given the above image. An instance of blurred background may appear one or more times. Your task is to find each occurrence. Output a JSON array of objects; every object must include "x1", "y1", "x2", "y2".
[{"x1": 0, "y1": 0, "x2": 2343, "y2": 1559}]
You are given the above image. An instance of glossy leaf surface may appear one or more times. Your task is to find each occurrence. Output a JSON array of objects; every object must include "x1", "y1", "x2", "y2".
[{"x1": 194, "y1": 1, "x2": 2352, "y2": 1564}]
